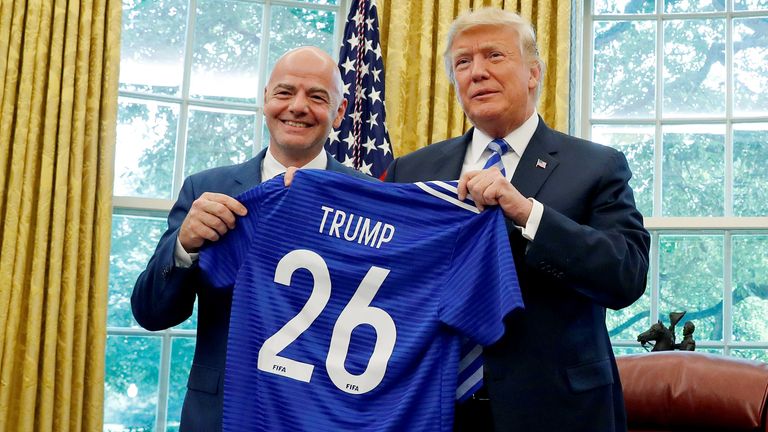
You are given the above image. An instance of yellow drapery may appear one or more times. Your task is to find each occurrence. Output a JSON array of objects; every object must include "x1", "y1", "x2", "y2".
[
  {"x1": 0, "y1": 0, "x2": 121, "y2": 430},
  {"x1": 378, "y1": 0, "x2": 571, "y2": 158}
]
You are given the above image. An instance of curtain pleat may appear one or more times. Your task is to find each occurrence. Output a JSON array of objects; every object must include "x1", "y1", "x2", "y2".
[
  {"x1": 379, "y1": 0, "x2": 571, "y2": 158},
  {"x1": 0, "y1": 1, "x2": 120, "y2": 431}
]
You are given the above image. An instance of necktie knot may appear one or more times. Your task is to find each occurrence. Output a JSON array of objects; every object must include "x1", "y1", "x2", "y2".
[
  {"x1": 483, "y1": 138, "x2": 509, "y2": 176},
  {"x1": 488, "y1": 138, "x2": 509, "y2": 156}
]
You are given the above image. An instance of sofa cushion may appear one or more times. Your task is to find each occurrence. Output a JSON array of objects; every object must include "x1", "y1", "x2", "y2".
[{"x1": 617, "y1": 351, "x2": 768, "y2": 431}]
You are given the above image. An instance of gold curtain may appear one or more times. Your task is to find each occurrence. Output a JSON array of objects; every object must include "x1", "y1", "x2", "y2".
[
  {"x1": 378, "y1": 0, "x2": 571, "y2": 158},
  {"x1": 0, "y1": 0, "x2": 121, "y2": 430}
]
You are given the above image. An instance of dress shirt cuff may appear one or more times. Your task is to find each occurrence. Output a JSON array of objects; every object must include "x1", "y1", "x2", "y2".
[
  {"x1": 174, "y1": 236, "x2": 199, "y2": 268},
  {"x1": 517, "y1": 198, "x2": 543, "y2": 241}
]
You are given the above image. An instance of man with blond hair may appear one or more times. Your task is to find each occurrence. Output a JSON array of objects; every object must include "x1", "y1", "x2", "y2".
[
  {"x1": 132, "y1": 46, "x2": 371, "y2": 431},
  {"x1": 386, "y1": 8, "x2": 649, "y2": 431}
]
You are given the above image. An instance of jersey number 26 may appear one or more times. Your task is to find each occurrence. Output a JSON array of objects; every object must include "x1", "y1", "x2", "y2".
[{"x1": 258, "y1": 249, "x2": 397, "y2": 395}]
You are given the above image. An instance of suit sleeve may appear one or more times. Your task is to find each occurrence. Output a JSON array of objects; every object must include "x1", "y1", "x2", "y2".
[
  {"x1": 131, "y1": 176, "x2": 200, "y2": 331},
  {"x1": 383, "y1": 158, "x2": 399, "y2": 182},
  {"x1": 525, "y1": 150, "x2": 650, "y2": 310}
]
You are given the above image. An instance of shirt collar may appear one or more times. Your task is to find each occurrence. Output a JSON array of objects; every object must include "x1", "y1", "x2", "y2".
[
  {"x1": 469, "y1": 111, "x2": 540, "y2": 164},
  {"x1": 261, "y1": 147, "x2": 328, "y2": 182}
]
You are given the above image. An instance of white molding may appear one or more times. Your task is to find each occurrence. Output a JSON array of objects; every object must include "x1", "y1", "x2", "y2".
[{"x1": 644, "y1": 217, "x2": 768, "y2": 230}]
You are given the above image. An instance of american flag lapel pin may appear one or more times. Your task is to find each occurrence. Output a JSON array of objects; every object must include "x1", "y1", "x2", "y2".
[{"x1": 536, "y1": 159, "x2": 547, "y2": 169}]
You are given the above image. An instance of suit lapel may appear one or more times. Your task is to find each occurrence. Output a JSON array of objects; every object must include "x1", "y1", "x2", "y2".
[
  {"x1": 437, "y1": 129, "x2": 473, "y2": 180},
  {"x1": 511, "y1": 119, "x2": 559, "y2": 199},
  {"x1": 326, "y1": 154, "x2": 351, "y2": 173},
  {"x1": 230, "y1": 148, "x2": 266, "y2": 194}
]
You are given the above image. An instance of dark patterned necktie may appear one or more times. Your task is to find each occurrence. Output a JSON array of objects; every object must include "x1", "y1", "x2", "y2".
[
  {"x1": 482, "y1": 138, "x2": 510, "y2": 176},
  {"x1": 456, "y1": 138, "x2": 511, "y2": 402}
]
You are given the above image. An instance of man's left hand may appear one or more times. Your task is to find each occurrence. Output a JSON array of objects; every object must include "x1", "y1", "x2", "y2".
[
  {"x1": 284, "y1": 167, "x2": 298, "y2": 186},
  {"x1": 458, "y1": 168, "x2": 533, "y2": 225}
]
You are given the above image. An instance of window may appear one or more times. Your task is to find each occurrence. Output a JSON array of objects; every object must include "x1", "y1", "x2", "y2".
[
  {"x1": 106, "y1": 0, "x2": 347, "y2": 430},
  {"x1": 580, "y1": 0, "x2": 768, "y2": 359}
]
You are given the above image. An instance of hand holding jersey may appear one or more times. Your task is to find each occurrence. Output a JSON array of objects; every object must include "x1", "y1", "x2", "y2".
[
  {"x1": 179, "y1": 193, "x2": 248, "y2": 252},
  {"x1": 179, "y1": 170, "x2": 300, "y2": 253},
  {"x1": 457, "y1": 168, "x2": 533, "y2": 225}
]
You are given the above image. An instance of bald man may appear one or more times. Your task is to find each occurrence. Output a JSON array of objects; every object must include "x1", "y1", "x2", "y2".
[{"x1": 132, "y1": 47, "x2": 372, "y2": 432}]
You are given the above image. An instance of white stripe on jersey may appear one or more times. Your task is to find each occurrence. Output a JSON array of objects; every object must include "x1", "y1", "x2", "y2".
[
  {"x1": 429, "y1": 181, "x2": 460, "y2": 195},
  {"x1": 424, "y1": 181, "x2": 477, "y2": 205},
  {"x1": 455, "y1": 365, "x2": 484, "y2": 400},
  {"x1": 415, "y1": 182, "x2": 480, "y2": 214}
]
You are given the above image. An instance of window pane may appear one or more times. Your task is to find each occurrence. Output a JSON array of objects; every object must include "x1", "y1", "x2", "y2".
[
  {"x1": 594, "y1": 0, "x2": 655, "y2": 14},
  {"x1": 733, "y1": 124, "x2": 768, "y2": 216},
  {"x1": 731, "y1": 349, "x2": 768, "y2": 362},
  {"x1": 734, "y1": 18, "x2": 768, "y2": 116},
  {"x1": 735, "y1": 0, "x2": 768, "y2": 11},
  {"x1": 593, "y1": 20, "x2": 656, "y2": 118},
  {"x1": 267, "y1": 6, "x2": 336, "y2": 73},
  {"x1": 120, "y1": 0, "x2": 188, "y2": 96},
  {"x1": 659, "y1": 234, "x2": 724, "y2": 342},
  {"x1": 695, "y1": 347, "x2": 724, "y2": 354},
  {"x1": 189, "y1": 0, "x2": 263, "y2": 104},
  {"x1": 592, "y1": 125, "x2": 654, "y2": 217},
  {"x1": 732, "y1": 235, "x2": 768, "y2": 342},
  {"x1": 109, "y1": 214, "x2": 166, "y2": 328},
  {"x1": 166, "y1": 337, "x2": 196, "y2": 432},
  {"x1": 662, "y1": 125, "x2": 724, "y2": 216},
  {"x1": 607, "y1": 281, "x2": 651, "y2": 340},
  {"x1": 664, "y1": 0, "x2": 724, "y2": 13},
  {"x1": 613, "y1": 346, "x2": 649, "y2": 356},
  {"x1": 663, "y1": 19, "x2": 725, "y2": 117},
  {"x1": 104, "y1": 335, "x2": 161, "y2": 431},
  {"x1": 184, "y1": 107, "x2": 257, "y2": 177},
  {"x1": 114, "y1": 98, "x2": 179, "y2": 199}
]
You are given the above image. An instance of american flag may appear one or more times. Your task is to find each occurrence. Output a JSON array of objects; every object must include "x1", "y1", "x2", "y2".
[{"x1": 325, "y1": 0, "x2": 393, "y2": 179}]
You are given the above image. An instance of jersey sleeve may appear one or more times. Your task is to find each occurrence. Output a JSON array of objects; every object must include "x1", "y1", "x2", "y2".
[
  {"x1": 438, "y1": 208, "x2": 524, "y2": 346},
  {"x1": 198, "y1": 186, "x2": 263, "y2": 288}
]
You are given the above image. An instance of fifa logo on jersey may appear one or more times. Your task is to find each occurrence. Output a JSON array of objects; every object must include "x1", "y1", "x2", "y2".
[
  {"x1": 318, "y1": 205, "x2": 396, "y2": 249},
  {"x1": 346, "y1": 384, "x2": 360, "y2": 392}
]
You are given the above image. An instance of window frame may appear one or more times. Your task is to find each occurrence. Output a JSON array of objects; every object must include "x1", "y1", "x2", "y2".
[{"x1": 576, "y1": 0, "x2": 768, "y2": 354}]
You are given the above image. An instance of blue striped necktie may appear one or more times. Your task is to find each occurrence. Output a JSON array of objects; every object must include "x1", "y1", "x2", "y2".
[
  {"x1": 482, "y1": 138, "x2": 510, "y2": 176},
  {"x1": 455, "y1": 138, "x2": 511, "y2": 403}
]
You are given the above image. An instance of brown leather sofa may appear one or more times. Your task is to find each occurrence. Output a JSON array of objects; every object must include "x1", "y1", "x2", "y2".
[{"x1": 617, "y1": 351, "x2": 768, "y2": 431}]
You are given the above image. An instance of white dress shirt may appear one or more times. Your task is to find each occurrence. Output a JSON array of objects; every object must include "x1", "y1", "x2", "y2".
[{"x1": 460, "y1": 111, "x2": 544, "y2": 241}]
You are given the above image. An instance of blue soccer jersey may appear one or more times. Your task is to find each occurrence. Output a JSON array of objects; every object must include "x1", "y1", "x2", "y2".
[{"x1": 199, "y1": 169, "x2": 523, "y2": 432}]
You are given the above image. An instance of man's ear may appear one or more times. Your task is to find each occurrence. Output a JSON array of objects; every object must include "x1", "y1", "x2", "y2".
[
  {"x1": 333, "y1": 98, "x2": 348, "y2": 128},
  {"x1": 528, "y1": 63, "x2": 541, "y2": 90}
]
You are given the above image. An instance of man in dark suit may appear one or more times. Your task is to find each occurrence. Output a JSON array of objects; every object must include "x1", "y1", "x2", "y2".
[
  {"x1": 385, "y1": 8, "x2": 650, "y2": 432},
  {"x1": 131, "y1": 46, "x2": 371, "y2": 432}
]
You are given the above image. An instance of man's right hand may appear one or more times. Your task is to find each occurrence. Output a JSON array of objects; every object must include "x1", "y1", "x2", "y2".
[{"x1": 178, "y1": 192, "x2": 248, "y2": 252}]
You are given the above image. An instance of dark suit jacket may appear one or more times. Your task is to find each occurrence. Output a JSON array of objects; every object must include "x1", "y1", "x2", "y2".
[
  {"x1": 385, "y1": 120, "x2": 650, "y2": 432},
  {"x1": 131, "y1": 149, "x2": 373, "y2": 432}
]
